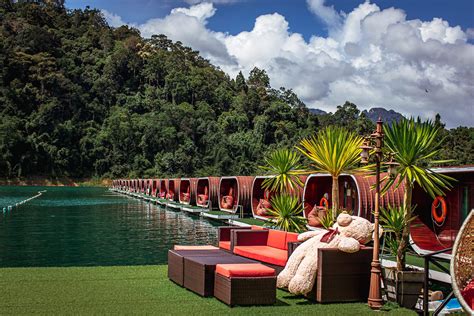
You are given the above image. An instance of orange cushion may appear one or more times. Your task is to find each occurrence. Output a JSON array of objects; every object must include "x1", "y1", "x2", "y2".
[
  {"x1": 285, "y1": 232, "x2": 299, "y2": 250},
  {"x1": 173, "y1": 245, "x2": 218, "y2": 250},
  {"x1": 216, "y1": 263, "x2": 275, "y2": 278},
  {"x1": 233, "y1": 246, "x2": 288, "y2": 266},
  {"x1": 219, "y1": 241, "x2": 231, "y2": 250},
  {"x1": 267, "y1": 229, "x2": 287, "y2": 250},
  {"x1": 251, "y1": 225, "x2": 266, "y2": 230}
]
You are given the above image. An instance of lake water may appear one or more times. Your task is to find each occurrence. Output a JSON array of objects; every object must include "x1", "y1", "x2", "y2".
[{"x1": 0, "y1": 186, "x2": 218, "y2": 267}]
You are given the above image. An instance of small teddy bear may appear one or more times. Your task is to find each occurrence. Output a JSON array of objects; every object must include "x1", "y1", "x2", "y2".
[{"x1": 277, "y1": 212, "x2": 375, "y2": 295}]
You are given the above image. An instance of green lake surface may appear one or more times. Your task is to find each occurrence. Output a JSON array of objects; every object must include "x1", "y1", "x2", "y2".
[{"x1": 0, "y1": 186, "x2": 218, "y2": 267}]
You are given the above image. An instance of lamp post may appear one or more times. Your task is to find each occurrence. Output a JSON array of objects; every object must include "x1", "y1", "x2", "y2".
[{"x1": 360, "y1": 118, "x2": 385, "y2": 310}]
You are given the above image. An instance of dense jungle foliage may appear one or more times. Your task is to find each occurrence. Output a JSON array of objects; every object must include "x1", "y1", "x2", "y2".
[{"x1": 0, "y1": 1, "x2": 472, "y2": 179}]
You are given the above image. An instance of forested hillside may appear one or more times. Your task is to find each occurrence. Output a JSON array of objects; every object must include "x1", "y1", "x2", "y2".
[{"x1": 0, "y1": 1, "x2": 472, "y2": 179}]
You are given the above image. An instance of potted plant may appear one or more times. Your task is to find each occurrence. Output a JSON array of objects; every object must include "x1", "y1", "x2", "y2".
[
  {"x1": 380, "y1": 118, "x2": 454, "y2": 308},
  {"x1": 260, "y1": 148, "x2": 307, "y2": 232}
]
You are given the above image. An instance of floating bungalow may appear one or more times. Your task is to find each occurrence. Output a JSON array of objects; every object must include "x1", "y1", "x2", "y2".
[
  {"x1": 410, "y1": 166, "x2": 474, "y2": 259},
  {"x1": 167, "y1": 179, "x2": 180, "y2": 201},
  {"x1": 217, "y1": 176, "x2": 254, "y2": 216},
  {"x1": 158, "y1": 179, "x2": 168, "y2": 199},
  {"x1": 250, "y1": 175, "x2": 307, "y2": 222},
  {"x1": 251, "y1": 176, "x2": 274, "y2": 221},
  {"x1": 179, "y1": 178, "x2": 198, "y2": 205},
  {"x1": 195, "y1": 177, "x2": 220, "y2": 210},
  {"x1": 302, "y1": 173, "x2": 405, "y2": 228}
]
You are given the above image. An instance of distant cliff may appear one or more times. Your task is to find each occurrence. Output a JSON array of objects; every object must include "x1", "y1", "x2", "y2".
[
  {"x1": 362, "y1": 108, "x2": 404, "y2": 124},
  {"x1": 309, "y1": 107, "x2": 404, "y2": 125},
  {"x1": 308, "y1": 108, "x2": 327, "y2": 115}
]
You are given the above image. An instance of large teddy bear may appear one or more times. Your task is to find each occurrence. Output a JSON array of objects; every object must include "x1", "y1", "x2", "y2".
[{"x1": 277, "y1": 212, "x2": 375, "y2": 295}]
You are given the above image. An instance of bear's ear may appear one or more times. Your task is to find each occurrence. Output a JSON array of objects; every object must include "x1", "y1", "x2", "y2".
[{"x1": 338, "y1": 237, "x2": 360, "y2": 253}]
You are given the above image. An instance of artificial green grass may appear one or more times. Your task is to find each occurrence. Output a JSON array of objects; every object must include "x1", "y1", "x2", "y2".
[
  {"x1": 406, "y1": 254, "x2": 450, "y2": 273},
  {"x1": 0, "y1": 265, "x2": 415, "y2": 315},
  {"x1": 183, "y1": 205, "x2": 206, "y2": 210},
  {"x1": 206, "y1": 210, "x2": 236, "y2": 215},
  {"x1": 233, "y1": 218, "x2": 268, "y2": 226},
  {"x1": 380, "y1": 253, "x2": 450, "y2": 274}
]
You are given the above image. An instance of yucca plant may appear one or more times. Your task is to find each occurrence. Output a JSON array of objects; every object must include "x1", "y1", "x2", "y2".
[
  {"x1": 296, "y1": 126, "x2": 364, "y2": 219},
  {"x1": 382, "y1": 118, "x2": 454, "y2": 271},
  {"x1": 260, "y1": 148, "x2": 305, "y2": 194},
  {"x1": 319, "y1": 211, "x2": 334, "y2": 230},
  {"x1": 266, "y1": 194, "x2": 307, "y2": 233},
  {"x1": 379, "y1": 205, "x2": 417, "y2": 258}
]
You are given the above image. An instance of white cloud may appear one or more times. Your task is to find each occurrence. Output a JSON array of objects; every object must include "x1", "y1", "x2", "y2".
[
  {"x1": 171, "y1": 2, "x2": 216, "y2": 24},
  {"x1": 135, "y1": 3, "x2": 235, "y2": 66},
  {"x1": 103, "y1": 2, "x2": 474, "y2": 128},
  {"x1": 306, "y1": 0, "x2": 342, "y2": 29},
  {"x1": 101, "y1": 9, "x2": 127, "y2": 28}
]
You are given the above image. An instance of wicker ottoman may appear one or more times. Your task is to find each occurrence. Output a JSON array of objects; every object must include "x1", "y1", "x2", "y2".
[
  {"x1": 183, "y1": 255, "x2": 256, "y2": 297},
  {"x1": 214, "y1": 263, "x2": 276, "y2": 306},
  {"x1": 168, "y1": 249, "x2": 231, "y2": 286},
  {"x1": 173, "y1": 245, "x2": 219, "y2": 250}
]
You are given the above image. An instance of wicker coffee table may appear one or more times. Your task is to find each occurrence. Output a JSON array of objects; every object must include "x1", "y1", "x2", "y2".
[
  {"x1": 168, "y1": 249, "x2": 232, "y2": 286},
  {"x1": 183, "y1": 255, "x2": 257, "y2": 297}
]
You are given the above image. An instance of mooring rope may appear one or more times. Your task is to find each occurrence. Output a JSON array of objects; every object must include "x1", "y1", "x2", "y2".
[{"x1": 2, "y1": 190, "x2": 46, "y2": 213}]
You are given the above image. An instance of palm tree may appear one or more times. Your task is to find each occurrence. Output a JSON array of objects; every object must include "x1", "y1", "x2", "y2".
[
  {"x1": 296, "y1": 126, "x2": 364, "y2": 219},
  {"x1": 382, "y1": 118, "x2": 454, "y2": 271},
  {"x1": 260, "y1": 148, "x2": 306, "y2": 194}
]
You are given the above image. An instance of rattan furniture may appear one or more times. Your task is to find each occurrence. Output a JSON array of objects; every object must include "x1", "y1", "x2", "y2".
[
  {"x1": 168, "y1": 249, "x2": 230, "y2": 286},
  {"x1": 173, "y1": 245, "x2": 219, "y2": 250},
  {"x1": 450, "y1": 210, "x2": 473, "y2": 314},
  {"x1": 217, "y1": 226, "x2": 252, "y2": 251},
  {"x1": 214, "y1": 263, "x2": 276, "y2": 306},
  {"x1": 305, "y1": 247, "x2": 373, "y2": 303},
  {"x1": 183, "y1": 255, "x2": 256, "y2": 296}
]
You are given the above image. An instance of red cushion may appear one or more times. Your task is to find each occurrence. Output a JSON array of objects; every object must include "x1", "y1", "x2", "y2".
[
  {"x1": 251, "y1": 225, "x2": 266, "y2": 230},
  {"x1": 285, "y1": 232, "x2": 299, "y2": 250},
  {"x1": 233, "y1": 246, "x2": 288, "y2": 266},
  {"x1": 461, "y1": 278, "x2": 474, "y2": 310},
  {"x1": 174, "y1": 245, "x2": 218, "y2": 250},
  {"x1": 219, "y1": 241, "x2": 231, "y2": 250},
  {"x1": 267, "y1": 229, "x2": 287, "y2": 250},
  {"x1": 216, "y1": 263, "x2": 275, "y2": 278}
]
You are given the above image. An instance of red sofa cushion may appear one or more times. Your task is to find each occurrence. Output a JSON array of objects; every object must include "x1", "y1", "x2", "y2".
[
  {"x1": 461, "y1": 278, "x2": 474, "y2": 310},
  {"x1": 251, "y1": 225, "x2": 266, "y2": 230},
  {"x1": 219, "y1": 241, "x2": 231, "y2": 250},
  {"x1": 233, "y1": 246, "x2": 288, "y2": 266},
  {"x1": 267, "y1": 230, "x2": 287, "y2": 250},
  {"x1": 285, "y1": 232, "x2": 299, "y2": 250},
  {"x1": 216, "y1": 263, "x2": 275, "y2": 278}
]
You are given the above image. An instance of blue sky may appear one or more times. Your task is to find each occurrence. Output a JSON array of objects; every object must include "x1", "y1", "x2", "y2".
[
  {"x1": 65, "y1": 0, "x2": 474, "y2": 127},
  {"x1": 67, "y1": 0, "x2": 473, "y2": 40}
]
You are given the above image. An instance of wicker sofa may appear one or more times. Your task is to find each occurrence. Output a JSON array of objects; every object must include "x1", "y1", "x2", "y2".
[{"x1": 218, "y1": 226, "x2": 373, "y2": 303}]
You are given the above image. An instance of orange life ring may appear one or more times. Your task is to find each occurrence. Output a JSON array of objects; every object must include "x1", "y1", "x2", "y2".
[
  {"x1": 431, "y1": 196, "x2": 447, "y2": 225},
  {"x1": 319, "y1": 197, "x2": 329, "y2": 209}
]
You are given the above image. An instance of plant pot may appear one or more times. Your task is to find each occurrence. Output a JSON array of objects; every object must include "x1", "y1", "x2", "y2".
[{"x1": 383, "y1": 267, "x2": 425, "y2": 309}]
